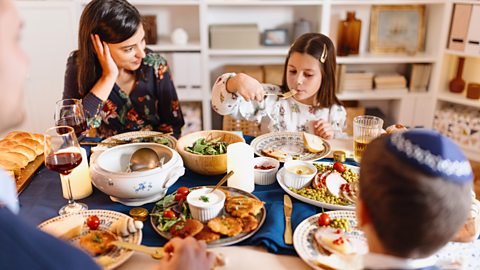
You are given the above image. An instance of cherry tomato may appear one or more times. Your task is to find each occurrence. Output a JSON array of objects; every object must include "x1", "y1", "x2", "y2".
[
  {"x1": 333, "y1": 162, "x2": 346, "y2": 173},
  {"x1": 163, "y1": 209, "x2": 177, "y2": 219},
  {"x1": 175, "y1": 186, "x2": 190, "y2": 201},
  {"x1": 318, "y1": 212, "x2": 331, "y2": 227},
  {"x1": 175, "y1": 193, "x2": 187, "y2": 201},
  {"x1": 177, "y1": 186, "x2": 190, "y2": 196},
  {"x1": 86, "y1": 215, "x2": 100, "y2": 230}
]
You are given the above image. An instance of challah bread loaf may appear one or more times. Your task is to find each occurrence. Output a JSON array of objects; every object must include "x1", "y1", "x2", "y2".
[{"x1": 0, "y1": 131, "x2": 45, "y2": 174}]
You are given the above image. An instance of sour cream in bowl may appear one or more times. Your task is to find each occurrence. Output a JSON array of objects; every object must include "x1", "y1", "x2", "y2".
[
  {"x1": 186, "y1": 188, "x2": 226, "y2": 223},
  {"x1": 283, "y1": 160, "x2": 317, "y2": 189}
]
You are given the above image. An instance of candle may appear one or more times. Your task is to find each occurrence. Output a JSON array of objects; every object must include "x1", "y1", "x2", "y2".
[
  {"x1": 60, "y1": 147, "x2": 92, "y2": 199},
  {"x1": 227, "y1": 142, "x2": 254, "y2": 193}
]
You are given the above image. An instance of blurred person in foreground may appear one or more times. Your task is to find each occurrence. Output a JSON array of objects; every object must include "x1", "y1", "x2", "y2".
[
  {"x1": 357, "y1": 129, "x2": 477, "y2": 270},
  {"x1": 0, "y1": 0, "x2": 211, "y2": 269}
]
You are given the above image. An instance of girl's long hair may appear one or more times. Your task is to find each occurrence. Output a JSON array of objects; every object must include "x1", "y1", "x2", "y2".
[
  {"x1": 76, "y1": 0, "x2": 141, "y2": 95},
  {"x1": 281, "y1": 33, "x2": 341, "y2": 108}
]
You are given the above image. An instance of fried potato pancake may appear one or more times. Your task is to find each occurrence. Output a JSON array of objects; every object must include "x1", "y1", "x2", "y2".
[
  {"x1": 78, "y1": 230, "x2": 117, "y2": 256},
  {"x1": 225, "y1": 196, "x2": 264, "y2": 218},
  {"x1": 207, "y1": 216, "x2": 243, "y2": 237},
  {"x1": 240, "y1": 215, "x2": 259, "y2": 233},
  {"x1": 169, "y1": 219, "x2": 204, "y2": 238},
  {"x1": 194, "y1": 226, "x2": 221, "y2": 242}
]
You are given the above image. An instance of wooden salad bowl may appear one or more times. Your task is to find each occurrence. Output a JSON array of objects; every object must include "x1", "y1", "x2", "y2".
[{"x1": 176, "y1": 130, "x2": 245, "y2": 175}]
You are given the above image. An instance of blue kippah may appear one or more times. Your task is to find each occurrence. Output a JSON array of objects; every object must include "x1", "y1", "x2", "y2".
[{"x1": 386, "y1": 129, "x2": 473, "y2": 184}]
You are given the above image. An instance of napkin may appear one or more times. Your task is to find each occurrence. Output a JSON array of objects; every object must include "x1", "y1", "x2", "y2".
[{"x1": 238, "y1": 187, "x2": 317, "y2": 255}]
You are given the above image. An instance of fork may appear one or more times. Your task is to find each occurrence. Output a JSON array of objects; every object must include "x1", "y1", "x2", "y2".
[{"x1": 265, "y1": 89, "x2": 298, "y2": 100}]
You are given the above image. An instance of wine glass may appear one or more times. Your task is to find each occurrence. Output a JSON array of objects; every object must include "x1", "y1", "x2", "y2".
[
  {"x1": 54, "y1": 99, "x2": 87, "y2": 139},
  {"x1": 44, "y1": 126, "x2": 88, "y2": 215}
]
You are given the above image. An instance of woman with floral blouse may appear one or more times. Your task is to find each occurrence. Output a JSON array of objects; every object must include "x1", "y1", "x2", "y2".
[
  {"x1": 63, "y1": 0, "x2": 184, "y2": 138},
  {"x1": 211, "y1": 33, "x2": 346, "y2": 139}
]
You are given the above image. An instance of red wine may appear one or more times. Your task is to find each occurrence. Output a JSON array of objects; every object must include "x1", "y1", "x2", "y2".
[
  {"x1": 45, "y1": 152, "x2": 82, "y2": 175},
  {"x1": 56, "y1": 117, "x2": 87, "y2": 137}
]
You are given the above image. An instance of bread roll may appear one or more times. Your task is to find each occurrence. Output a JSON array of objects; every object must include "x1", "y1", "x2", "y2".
[
  {"x1": 30, "y1": 133, "x2": 44, "y2": 145},
  {"x1": 0, "y1": 151, "x2": 28, "y2": 168},
  {"x1": 17, "y1": 138, "x2": 42, "y2": 155},
  {"x1": 7, "y1": 132, "x2": 33, "y2": 141},
  {"x1": 9, "y1": 145, "x2": 36, "y2": 162},
  {"x1": 0, "y1": 140, "x2": 18, "y2": 148},
  {"x1": 0, "y1": 158, "x2": 22, "y2": 171}
]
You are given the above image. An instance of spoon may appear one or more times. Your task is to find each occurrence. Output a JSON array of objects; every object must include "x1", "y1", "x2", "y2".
[
  {"x1": 209, "y1": 171, "x2": 234, "y2": 193},
  {"x1": 129, "y1": 148, "x2": 161, "y2": 172}
]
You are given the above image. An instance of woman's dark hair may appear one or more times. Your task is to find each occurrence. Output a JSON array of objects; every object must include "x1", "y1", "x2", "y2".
[
  {"x1": 281, "y1": 33, "x2": 341, "y2": 108},
  {"x1": 76, "y1": 0, "x2": 141, "y2": 95}
]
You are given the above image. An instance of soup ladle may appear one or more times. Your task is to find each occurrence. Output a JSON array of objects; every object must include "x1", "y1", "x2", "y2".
[{"x1": 129, "y1": 148, "x2": 161, "y2": 172}]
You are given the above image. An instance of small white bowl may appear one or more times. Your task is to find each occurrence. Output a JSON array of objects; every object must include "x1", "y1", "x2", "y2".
[
  {"x1": 283, "y1": 160, "x2": 317, "y2": 189},
  {"x1": 186, "y1": 188, "x2": 226, "y2": 223},
  {"x1": 253, "y1": 157, "x2": 280, "y2": 185}
]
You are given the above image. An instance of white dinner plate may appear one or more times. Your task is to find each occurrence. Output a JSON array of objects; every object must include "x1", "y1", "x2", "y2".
[
  {"x1": 293, "y1": 211, "x2": 366, "y2": 270},
  {"x1": 38, "y1": 210, "x2": 142, "y2": 270},
  {"x1": 250, "y1": 132, "x2": 330, "y2": 162},
  {"x1": 277, "y1": 161, "x2": 359, "y2": 210}
]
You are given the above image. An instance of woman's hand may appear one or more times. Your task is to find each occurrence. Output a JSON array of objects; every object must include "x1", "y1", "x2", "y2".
[
  {"x1": 312, "y1": 119, "x2": 334, "y2": 139},
  {"x1": 158, "y1": 237, "x2": 216, "y2": 270},
  {"x1": 91, "y1": 34, "x2": 118, "y2": 80},
  {"x1": 226, "y1": 73, "x2": 265, "y2": 102}
]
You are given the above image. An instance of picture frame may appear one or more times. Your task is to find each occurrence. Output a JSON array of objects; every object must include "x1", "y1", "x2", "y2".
[
  {"x1": 370, "y1": 5, "x2": 425, "y2": 54},
  {"x1": 263, "y1": 29, "x2": 289, "y2": 46}
]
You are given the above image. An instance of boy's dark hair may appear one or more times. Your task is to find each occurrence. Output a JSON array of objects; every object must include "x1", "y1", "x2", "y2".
[
  {"x1": 359, "y1": 132, "x2": 472, "y2": 258},
  {"x1": 281, "y1": 33, "x2": 341, "y2": 108}
]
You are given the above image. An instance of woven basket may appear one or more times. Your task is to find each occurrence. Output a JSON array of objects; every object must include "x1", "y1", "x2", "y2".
[{"x1": 222, "y1": 115, "x2": 263, "y2": 137}]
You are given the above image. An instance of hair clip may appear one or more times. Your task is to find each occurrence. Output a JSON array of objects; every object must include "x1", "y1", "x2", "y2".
[{"x1": 320, "y1": 44, "x2": 327, "y2": 63}]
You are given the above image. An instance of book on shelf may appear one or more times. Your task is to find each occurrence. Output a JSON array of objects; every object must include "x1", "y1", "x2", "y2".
[
  {"x1": 341, "y1": 71, "x2": 374, "y2": 91},
  {"x1": 407, "y1": 64, "x2": 432, "y2": 92},
  {"x1": 374, "y1": 74, "x2": 407, "y2": 90}
]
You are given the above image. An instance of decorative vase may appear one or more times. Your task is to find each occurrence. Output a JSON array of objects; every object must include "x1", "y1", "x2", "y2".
[
  {"x1": 337, "y1": 11, "x2": 361, "y2": 56},
  {"x1": 293, "y1": 18, "x2": 312, "y2": 40},
  {"x1": 449, "y1": 57, "x2": 466, "y2": 93}
]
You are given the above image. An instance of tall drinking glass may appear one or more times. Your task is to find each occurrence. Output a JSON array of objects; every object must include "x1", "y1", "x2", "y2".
[
  {"x1": 54, "y1": 99, "x2": 87, "y2": 139},
  {"x1": 353, "y1": 115, "x2": 384, "y2": 163},
  {"x1": 44, "y1": 126, "x2": 88, "y2": 215}
]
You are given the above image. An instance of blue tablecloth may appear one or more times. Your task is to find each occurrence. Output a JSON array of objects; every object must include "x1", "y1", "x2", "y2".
[{"x1": 18, "y1": 136, "x2": 356, "y2": 256}]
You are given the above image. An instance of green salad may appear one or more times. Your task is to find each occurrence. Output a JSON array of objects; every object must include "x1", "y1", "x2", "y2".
[
  {"x1": 185, "y1": 137, "x2": 227, "y2": 155},
  {"x1": 151, "y1": 187, "x2": 191, "y2": 232}
]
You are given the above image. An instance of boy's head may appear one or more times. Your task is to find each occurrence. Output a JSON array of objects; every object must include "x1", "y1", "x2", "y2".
[{"x1": 357, "y1": 129, "x2": 473, "y2": 258}]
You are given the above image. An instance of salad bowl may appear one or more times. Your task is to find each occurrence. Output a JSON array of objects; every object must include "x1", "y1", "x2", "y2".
[{"x1": 176, "y1": 130, "x2": 244, "y2": 175}]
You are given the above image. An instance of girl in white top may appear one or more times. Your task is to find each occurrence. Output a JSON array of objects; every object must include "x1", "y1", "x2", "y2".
[{"x1": 211, "y1": 33, "x2": 346, "y2": 139}]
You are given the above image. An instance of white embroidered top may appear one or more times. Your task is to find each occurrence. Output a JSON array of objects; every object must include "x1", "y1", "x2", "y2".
[{"x1": 211, "y1": 73, "x2": 347, "y2": 138}]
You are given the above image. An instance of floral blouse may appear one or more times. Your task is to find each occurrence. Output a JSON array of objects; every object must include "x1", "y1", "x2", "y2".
[
  {"x1": 212, "y1": 73, "x2": 346, "y2": 137},
  {"x1": 63, "y1": 52, "x2": 184, "y2": 138}
]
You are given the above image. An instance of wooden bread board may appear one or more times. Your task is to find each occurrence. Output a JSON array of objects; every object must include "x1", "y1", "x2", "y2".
[{"x1": 16, "y1": 154, "x2": 44, "y2": 193}]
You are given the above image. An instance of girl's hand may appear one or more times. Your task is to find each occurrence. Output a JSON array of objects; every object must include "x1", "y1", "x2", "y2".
[
  {"x1": 91, "y1": 34, "x2": 118, "y2": 79},
  {"x1": 226, "y1": 73, "x2": 265, "y2": 102},
  {"x1": 312, "y1": 119, "x2": 334, "y2": 139}
]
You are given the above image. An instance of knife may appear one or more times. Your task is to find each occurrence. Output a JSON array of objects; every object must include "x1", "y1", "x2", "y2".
[{"x1": 284, "y1": 194, "x2": 293, "y2": 245}]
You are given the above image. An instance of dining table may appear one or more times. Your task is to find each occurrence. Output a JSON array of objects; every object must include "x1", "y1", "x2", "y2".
[{"x1": 18, "y1": 137, "x2": 355, "y2": 270}]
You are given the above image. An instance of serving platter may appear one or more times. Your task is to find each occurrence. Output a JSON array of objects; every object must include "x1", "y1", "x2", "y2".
[
  {"x1": 38, "y1": 210, "x2": 142, "y2": 270},
  {"x1": 293, "y1": 210, "x2": 366, "y2": 270},
  {"x1": 150, "y1": 186, "x2": 266, "y2": 248},
  {"x1": 277, "y1": 161, "x2": 359, "y2": 211},
  {"x1": 250, "y1": 132, "x2": 330, "y2": 162},
  {"x1": 92, "y1": 131, "x2": 177, "y2": 152}
]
